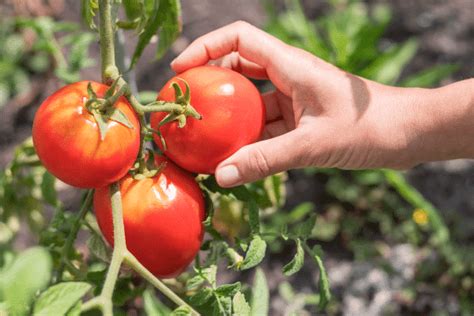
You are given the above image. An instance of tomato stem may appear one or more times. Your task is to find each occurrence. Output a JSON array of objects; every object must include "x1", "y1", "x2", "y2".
[
  {"x1": 98, "y1": 0, "x2": 119, "y2": 83},
  {"x1": 124, "y1": 251, "x2": 200, "y2": 315},
  {"x1": 81, "y1": 183, "x2": 125, "y2": 316}
]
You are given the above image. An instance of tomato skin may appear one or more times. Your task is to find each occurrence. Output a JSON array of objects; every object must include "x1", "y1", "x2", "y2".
[
  {"x1": 150, "y1": 65, "x2": 265, "y2": 174},
  {"x1": 32, "y1": 81, "x2": 140, "y2": 188},
  {"x1": 93, "y1": 157, "x2": 205, "y2": 278}
]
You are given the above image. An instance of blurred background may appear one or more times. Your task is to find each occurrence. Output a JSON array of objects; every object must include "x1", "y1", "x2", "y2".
[{"x1": 0, "y1": 0, "x2": 473, "y2": 315}]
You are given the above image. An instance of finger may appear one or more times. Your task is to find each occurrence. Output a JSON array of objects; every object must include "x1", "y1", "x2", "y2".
[
  {"x1": 261, "y1": 120, "x2": 291, "y2": 140},
  {"x1": 211, "y1": 52, "x2": 268, "y2": 79},
  {"x1": 171, "y1": 21, "x2": 282, "y2": 71},
  {"x1": 215, "y1": 130, "x2": 307, "y2": 187},
  {"x1": 262, "y1": 91, "x2": 281, "y2": 122},
  {"x1": 171, "y1": 21, "x2": 292, "y2": 94}
]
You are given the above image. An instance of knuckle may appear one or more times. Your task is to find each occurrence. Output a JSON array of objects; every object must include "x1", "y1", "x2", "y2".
[
  {"x1": 293, "y1": 129, "x2": 315, "y2": 166},
  {"x1": 233, "y1": 20, "x2": 253, "y2": 34},
  {"x1": 247, "y1": 147, "x2": 271, "y2": 178}
]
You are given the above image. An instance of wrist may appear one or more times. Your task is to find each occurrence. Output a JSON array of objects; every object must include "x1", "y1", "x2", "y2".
[
  {"x1": 410, "y1": 79, "x2": 474, "y2": 163},
  {"x1": 366, "y1": 79, "x2": 473, "y2": 169}
]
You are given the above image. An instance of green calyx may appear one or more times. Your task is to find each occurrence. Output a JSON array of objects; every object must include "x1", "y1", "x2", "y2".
[
  {"x1": 130, "y1": 149, "x2": 166, "y2": 180},
  {"x1": 84, "y1": 80, "x2": 134, "y2": 141},
  {"x1": 143, "y1": 78, "x2": 201, "y2": 128},
  {"x1": 138, "y1": 78, "x2": 201, "y2": 151}
]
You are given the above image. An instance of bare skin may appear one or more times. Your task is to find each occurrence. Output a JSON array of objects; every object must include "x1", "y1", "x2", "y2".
[{"x1": 171, "y1": 21, "x2": 474, "y2": 188}]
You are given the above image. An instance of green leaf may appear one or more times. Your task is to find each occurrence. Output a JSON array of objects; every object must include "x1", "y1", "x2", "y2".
[
  {"x1": 0, "y1": 247, "x2": 52, "y2": 316},
  {"x1": 81, "y1": 0, "x2": 98, "y2": 30},
  {"x1": 130, "y1": 0, "x2": 160, "y2": 68},
  {"x1": 282, "y1": 239, "x2": 305, "y2": 276},
  {"x1": 281, "y1": 224, "x2": 289, "y2": 240},
  {"x1": 278, "y1": 282, "x2": 295, "y2": 302},
  {"x1": 130, "y1": 0, "x2": 181, "y2": 68},
  {"x1": 41, "y1": 172, "x2": 57, "y2": 206},
  {"x1": 307, "y1": 245, "x2": 331, "y2": 309},
  {"x1": 215, "y1": 282, "x2": 241, "y2": 297},
  {"x1": 232, "y1": 292, "x2": 251, "y2": 316},
  {"x1": 401, "y1": 64, "x2": 458, "y2": 88},
  {"x1": 250, "y1": 268, "x2": 269, "y2": 316},
  {"x1": 240, "y1": 235, "x2": 266, "y2": 270},
  {"x1": 247, "y1": 199, "x2": 260, "y2": 234},
  {"x1": 295, "y1": 214, "x2": 316, "y2": 239},
  {"x1": 65, "y1": 301, "x2": 81, "y2": 316},
  {"x1": 61, "y1": 32, "x2": 95, "y2": 80},
  {"x1": 155, "y1": 0, "x2": 182, "y2": 59},
  {"x1": 327, "y1": 18, "x2": 349, "y2": 66},
  {"x1": 33, "y1": 282, "x2": 91, "y2": 316},
  {"x1": 361, "y1": 39, "x2": 418, "y2": 84},
  {"x1": 346, "y1": 23, "x2": 387, "y2": 72},
  {"x1": 186, "y1": 274, "x2": 205, "y2": 291},
  {"x1": 108, "y1": 108, "x2": 134, "y2": 128},
  {"x1": 123, "y1": 0, "x2": 143, "y2": 21},
  {"x1": 203, "y1": 176, "x2": 261, "y2": 235},
  {"x1": 86, "y1": 234, "x2": 111, "y2": 262},
  {"x1": 201, "y1": 265, "x2": 217, "y2": 287},
  {"x1": 270, "y1": 174, "x2": 285, "y2": 207},
  {"x1": 143, "y1": 288, "x2": 171, "y2": 316},
  {"x1": 202, "y1": 176, "x2": 253, "y2": 201},
  {"x1": 171, "y1": 305, "x2": 192, "y2": 316},
  {"x1": 189, "y1": 288, "x2": 213, "y2": 306},
  {"x1": 287, "y1": 202, "x2": 314, "y2": 223}
]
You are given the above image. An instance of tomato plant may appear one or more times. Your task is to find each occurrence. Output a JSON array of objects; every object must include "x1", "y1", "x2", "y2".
[
  {"x1": 1, "y1": 1, "x2": 470, "y2": 315},
  {"x1": 151, "y1": 66, "x2": 266, "y2": 174},
  {"x1": 94, "y1": 156, "x2": 205, "y2": 278},
  {"x1": 32, "y1": 81, "x2": 140, "y2": 188}
]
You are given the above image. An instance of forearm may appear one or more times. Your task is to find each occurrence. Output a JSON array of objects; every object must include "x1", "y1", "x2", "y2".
[{"x1": 406, "y1": 79, "x2": 474, "y2": 164}]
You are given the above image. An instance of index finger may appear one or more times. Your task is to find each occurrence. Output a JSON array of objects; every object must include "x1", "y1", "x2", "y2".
[{"x1": 171, "y1": 22, "x2": 291, "y2": 90}]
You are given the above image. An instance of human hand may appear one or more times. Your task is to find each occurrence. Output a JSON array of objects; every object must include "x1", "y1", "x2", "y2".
[{"x1": 171, "y1": 21, "x2": 474, "y2": 187}]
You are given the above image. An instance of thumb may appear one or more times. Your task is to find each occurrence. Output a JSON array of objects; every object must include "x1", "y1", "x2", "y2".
[{"x1": 215, "y1": 130, "x2": 306, "y2": 187}]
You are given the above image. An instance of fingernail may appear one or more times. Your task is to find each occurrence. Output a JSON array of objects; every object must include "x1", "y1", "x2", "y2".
[
  {"x1": 170, "y1": 58, "x2": 177, "y2": 67},
  {"x1": 216, "y1": 165, "x2": 241, "y2": 187}
]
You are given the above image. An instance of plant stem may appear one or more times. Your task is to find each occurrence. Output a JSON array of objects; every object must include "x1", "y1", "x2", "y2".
[
  {"x1": 81, "y1": 183, "x2": 126, "y2": 315},
  {"x1": 124, "y1": 251, "x2": 200, "y2": 316},
  {"x1": 55, "y1": 189, "x2": 93, "y2": 282},
  {"x1": 98, "y1": 0, "x2": 119, "y2": 83},
  {"x1": 101, "y1": 183, "x2": 127, "y2": 290}
]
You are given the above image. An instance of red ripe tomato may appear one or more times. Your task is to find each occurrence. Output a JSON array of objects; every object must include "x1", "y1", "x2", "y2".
[
  {"x1": 150, "y1": 65, "x2": 265, "y2": 174},
  {"x1": 93, "y1": 156, "x2": 205, "y2": 278},
  {"x1": 32, "y1": 81, "x2": 140, "y2": 188}
]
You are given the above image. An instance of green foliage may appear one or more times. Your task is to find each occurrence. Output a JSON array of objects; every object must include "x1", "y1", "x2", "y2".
[
  {"x1": 0, "y1": 16, "x2": 95, "y2": 108},
  {"x1": 82, "y1": 0, "x2": 183, "y2": 68},
  {"x1": 265, "y1": 0, "x2": 458, "y2": 86},
  {"x1": 16, "y1": 17, "x2": 95, "y2": 83},
  {"x1": 33, "y1": 282, "x2": 91, "y2": 316},
  {"x1": 0, "y1": 247, "x2": 52, "y2": 316},
  {"x1": 1, "y1": 0, "x2": 468, "y2": 315},
  {"x1": 0, "y1": 139, "x2": 53, "y2": 243},
  {"x1": 250, "y1": 268, "x2": 269, "y2": 316}
]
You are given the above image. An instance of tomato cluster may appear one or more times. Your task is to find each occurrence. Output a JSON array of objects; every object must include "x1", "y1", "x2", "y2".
[{"x1": 32, "y1": 66, "x2": 264, "y2": 277}]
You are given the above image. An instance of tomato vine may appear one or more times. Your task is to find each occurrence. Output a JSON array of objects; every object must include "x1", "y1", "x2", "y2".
[{"x1": 78, "y1": 1, "x2": 200, "y2": 315}]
